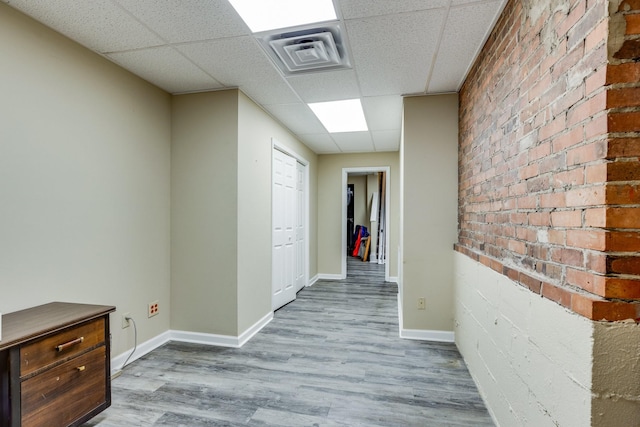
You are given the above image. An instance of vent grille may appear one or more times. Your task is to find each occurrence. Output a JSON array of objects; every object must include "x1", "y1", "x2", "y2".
[{"x1": 256, "y1": 23, "x2": 351, "y2": 76}]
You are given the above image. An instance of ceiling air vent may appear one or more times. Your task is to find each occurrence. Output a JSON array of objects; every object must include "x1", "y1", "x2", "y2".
[{"x1": 256, "y1": 23, "x2": 351, "y2": 76}]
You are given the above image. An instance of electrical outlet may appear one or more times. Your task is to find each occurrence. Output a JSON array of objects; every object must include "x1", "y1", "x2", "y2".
[
  {"x1": 148, "y1": 301, "x2": 159, "y2": 318},
  {"x1": 121, "y1": 313, "x2": 131, "y2": 329},
  {"x1": 417, "y1": 297, "x2": 426, "y2": 310}
]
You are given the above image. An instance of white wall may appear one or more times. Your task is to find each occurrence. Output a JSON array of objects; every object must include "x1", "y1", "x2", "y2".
[
  {"x1": 454, "y1": 252, "x2": 640, "y2": 427},
  {"x1": 0, "y1": 4, "x2": 171, "y2": 358},
  {"x1": 400, "y1": 94, "x2": 458, "y2": 334}
]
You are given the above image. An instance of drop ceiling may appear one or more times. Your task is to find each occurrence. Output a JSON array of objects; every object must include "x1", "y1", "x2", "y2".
[{"x1": 2, "y1": 0, "x2": 507, "y2": 154}]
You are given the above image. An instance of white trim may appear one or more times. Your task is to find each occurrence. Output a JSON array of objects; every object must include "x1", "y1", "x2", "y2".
[
  {"x1": 110, "y1": 312, "x2": 273, "y2": 376},
  {"x1": 111, "y1": 330, "x2": 171, "y2": 375},
  {"x1": 308, "y1": 274, "x2": 320, "y2": 287},
  {"x1": 342, "y1": 167, "x2": 391, "y2": 282},
  {"x1": 317, "y1": 273, "x2": 343, "y2": 280},
  {"x1": 396, "y1": 293, "x2": 451, "y2": 342},
  {"x1": 400, "y1": 328, "x2": 455, "y2": 343},
  {"x1": 388, "y1": 276, "x2": 399, "y2": 284}
]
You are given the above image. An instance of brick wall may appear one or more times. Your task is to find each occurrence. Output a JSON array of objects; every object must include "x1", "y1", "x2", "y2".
[{"x1": 456, "y1": 0, "x2": 640, "y2": 321}]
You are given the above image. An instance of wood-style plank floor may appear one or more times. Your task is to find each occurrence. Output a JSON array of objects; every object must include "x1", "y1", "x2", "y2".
[{"x1": 85, "y1": 258, "x2": 494, "y2": 426}]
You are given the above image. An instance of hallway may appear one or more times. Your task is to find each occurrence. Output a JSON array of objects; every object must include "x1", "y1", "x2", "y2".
[{"x1": 87, "y1": 260, "x2": 492, "y2": 426}]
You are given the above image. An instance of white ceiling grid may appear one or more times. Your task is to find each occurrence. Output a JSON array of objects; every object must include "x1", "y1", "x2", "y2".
[{"x1": 3, "y1": 0, "x2": 507, "y2": 154}]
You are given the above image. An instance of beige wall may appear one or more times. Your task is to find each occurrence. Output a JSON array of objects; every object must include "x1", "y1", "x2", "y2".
[
  {"x1": 0, "y1": 4, "x2": 172, "y2": 357},
  {"x1": 237, "y1": 91, "x2": 318, "y2": 332},
  {"x1": 401, "y1": 94, "x2": 458, "y2": 332},
  {"x1": 171, "y1": 90, "x2": 318, "y2": 336},
  {"x1": 347, "y1": 175, "x2": 367, "y2": 229},
  {"x1": 318, "y1": 153, "x2": 399, "y2": 278},
  {"x1": 171, "y1": 90, "x2": 239, "y2": 335}
]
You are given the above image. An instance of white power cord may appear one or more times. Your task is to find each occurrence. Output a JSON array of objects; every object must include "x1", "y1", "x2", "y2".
[{"x1": 120, "y1": 315, "x2": 138, "y2": 370}]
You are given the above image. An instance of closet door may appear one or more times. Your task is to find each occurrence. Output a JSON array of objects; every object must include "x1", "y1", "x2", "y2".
[
  {"x1": 272, "y1": 149, "x2": 296, "y2": 310},
  {"x1": 295, "y1": 161, "x2": 306, "y2": 292}
]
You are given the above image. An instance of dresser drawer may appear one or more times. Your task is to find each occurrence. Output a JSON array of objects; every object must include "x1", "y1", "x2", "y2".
[
  {"x1": 20, "y1": 346, "x2": 107, "y2": 427},
  {"x1": 20, "y1": 318, "x2": 105, "y2": 377}
]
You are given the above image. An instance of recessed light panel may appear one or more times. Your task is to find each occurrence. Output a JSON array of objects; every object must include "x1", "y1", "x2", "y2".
[
  {"x1": 309, "y1": 99, "x2": 368, "y2": 133},
  {"x1": 228, "y1": 0, "x2": 337, "y2": 33}
]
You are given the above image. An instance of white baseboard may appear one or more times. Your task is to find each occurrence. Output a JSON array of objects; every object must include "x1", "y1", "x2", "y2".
[
  {"x1": 396, "y1": 293, "x2": 454, "y2": 343},
  {"x1": 400, "y1": 328, "x2": 455, "y2": 343},
  {"x1": 317, "y1": 273, "x2": 344, "y2": 280},
  {"x1": 111, "y1": 312, "x2": 273, "y2": 376},
  {"x1": 388, "y1": 276, "x2": 398, "y2": 284},
  {"x1": 308, "y1": 274, "x2": 319, "y2": 287},
  {"x1": 111, "y1": 330, "x2": 171, "y2": 375}
]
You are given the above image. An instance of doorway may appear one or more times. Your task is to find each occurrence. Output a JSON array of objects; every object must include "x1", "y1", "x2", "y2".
[{"x1": 341, "y1": 167, "x2": 391, "y2": 282}]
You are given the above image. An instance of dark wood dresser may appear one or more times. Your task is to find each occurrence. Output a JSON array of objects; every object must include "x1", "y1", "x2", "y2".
[{"x1": 0, "y1": 302, "x2": 116, "y2": 427}]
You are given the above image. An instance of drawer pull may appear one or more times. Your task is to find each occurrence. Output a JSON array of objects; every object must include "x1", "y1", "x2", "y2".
[
  {"x1": 56, "y1": 337, "x2": 84, "y2": 352},
  {"x1": 77, "y1": 366, "x2": 86, "y2": 372}
]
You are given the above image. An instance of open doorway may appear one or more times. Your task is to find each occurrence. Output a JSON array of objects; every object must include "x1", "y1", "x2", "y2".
[{"x1": 341, "y1": 167, "x2": 391, "y2": 281}]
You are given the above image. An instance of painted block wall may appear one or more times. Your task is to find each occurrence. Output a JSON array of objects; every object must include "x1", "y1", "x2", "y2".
[{"x1": 454, "y1": 252, "x2": 593, "y2": 427}]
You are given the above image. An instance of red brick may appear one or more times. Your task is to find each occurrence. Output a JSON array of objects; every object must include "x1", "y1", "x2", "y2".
[
  {"x1": 551, "y1": 125, "x2": 584, "y2": 153},
  {"x1": 548, "y1": 229, "x2": 566, "y2": 245},
  {"x1": 585, "y1": 67, "x2": 606, "y2": 95},
  {"x1": 550, "y1": 247, "x2": 584, "y2": 267},
  {"x1": 565, "y1": 185, "x2": 606, "y2": 207},
  {"x1": 586, "y1": 252, "x2": 607, "y2": 274},
  {"x1": 551, "y1": 210, "x2": 583, "y2": 227},
  {"x1": 605, "y1": 230, "x2": 640, "y2": 251},
  {"x1": 606, "y1": 184, "x2": 640, "y2": 205},
  {"x1": 520, "y1": 272, "x2": 542, "y2": 293},
  {"x1": 585, "y1": 114, "x2": 608, "y2": 139},
  {"x1": 567, "y1": 91, "x2": 607, "y2": 127},
  {"x1": 567, "y1": 229, "x2": 606, "y2": 250},
  {"x1": 607, "y1": 161, "x2": 640, "y2": 182},
  {"x1": 607, "y1": 137, "x2": 640, "y2": 158},
  {"x1": 542, "y1": 282, "x2": 572, "y2": 307},
  {"x1": 585, "y1": 207, "x2": 607, "y2": 227},
  {"x1": 606, "y1": 207, "x2": 640, "y2": 228},
  {"x1": 606, "y1": 62, "x2": 640, "y2": 84},
  {"x1": 626, "y1": 13, "x2": 640, "y2": 35},
  {"x1": 607, "y1": 87, "x2": 640, "y2": 108},
  {"x1": 602, "y1": 277, "x2": 640, "y2": 299},
  {"x1": 540, "y1": 192, "x2": 566, "y2": 208},
  {"x1": 607, "y1": 256, "x2": 640, "y2": 276},
  {"x1": 609, "y1": 112, "x2": 640, "y2": 133},
  {"x1": 529, "y1": 212, "x2": 551, "y2": 226},
  {"x1": 571, "y1": 293, "x2": 640, "y2": 321},
  {"x1": 566, "y1": 268, "x2": 606, "y2": 295},
  {"x1": 567, "y1": 140, "x2": 607, "y2": 165},
  {"x1": 586, "y1": 162, "x2": 608, "y2": 183}
]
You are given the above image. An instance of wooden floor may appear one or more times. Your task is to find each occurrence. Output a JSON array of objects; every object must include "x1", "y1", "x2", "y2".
[{"x1": 86, "y1": 258, "x2": 493, "y2": 426}]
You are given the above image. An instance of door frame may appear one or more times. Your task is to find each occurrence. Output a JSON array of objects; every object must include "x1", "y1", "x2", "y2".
[
  {"x1": 272, "y1": 138, "x2": 310, "y2": 293},
  {"x1": 341, "y1": 166, "x2": 391, "y2": 282}
]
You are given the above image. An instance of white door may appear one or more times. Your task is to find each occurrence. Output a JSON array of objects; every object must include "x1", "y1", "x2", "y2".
[
  {"x1": 295, "y1": 161, "x2": 306, "y2": 292},
  {"x1": 272, "y1": 149, "x2": 297, "y2": 310}
]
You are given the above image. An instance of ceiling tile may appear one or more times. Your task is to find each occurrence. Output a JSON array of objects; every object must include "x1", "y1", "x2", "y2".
[
  {"x1": 332, "y1": 132, "x2": 375, "y2": 152},
  {"x1": 286, "y1": 70, "x2": 361, "y2": 103},
  {"x1": 338, "y1": 0, "x2": 449, "y2": 19},
  {"x1": 428, "y1": 1, "x2": 503, "y2": 92},
  {"x1": 3, "y1": 0, "x2": 164, "y2": 53},
  {"x1": 107, "y1": 46, "x2": 223, "y2": 93},
  {"x1": 297, "y1": 133, "x2": 341, "y2": 153},
  {"x1": 177, "y1": 36, "x2": 300, "y2": 105},
  {"x1": 362, "y1": 95, "x2": 403, "y2": 131},
  {"x1": 372, "y1": 130, "x2": 401, "y2": 152},
  {"x1": 114, "y1": 0, "x2": 249, "y2": 44},
  {"x1": 346, "y1": 8, "x2": 446, "y2": 97},
  {"x1": 263, "y1": 103, "x2": 327, "y2": 134}
]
